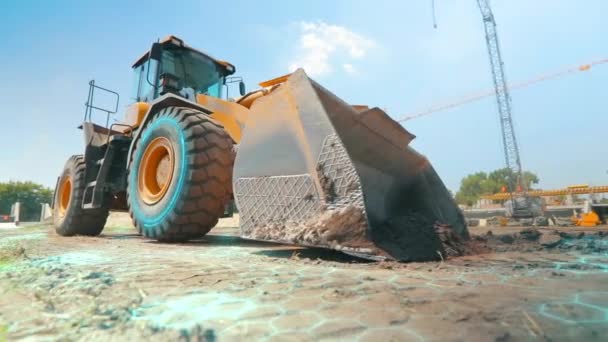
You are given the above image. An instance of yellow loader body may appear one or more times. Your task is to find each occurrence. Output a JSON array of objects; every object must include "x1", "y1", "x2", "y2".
[{"x1": 53, "y1": 35, "x2": 468, "y2": 262}]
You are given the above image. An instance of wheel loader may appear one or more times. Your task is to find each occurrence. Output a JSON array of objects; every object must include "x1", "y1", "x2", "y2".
[{"x1": 52, "y1": 35, "x2": 468, "y2": 261}]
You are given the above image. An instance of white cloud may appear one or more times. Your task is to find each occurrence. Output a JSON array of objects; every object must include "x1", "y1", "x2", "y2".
[
  {"x1": 288, "y1": 21, "x2": 375, "y2": 77},
  {"x1": 342, "y1": 63, "x2": 355, "y2": 74}
]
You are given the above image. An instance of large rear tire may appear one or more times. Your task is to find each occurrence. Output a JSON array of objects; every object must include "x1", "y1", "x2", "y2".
[
  {"x1": 127, "y1": 106, "x2": 234, "y2": 241},
  {"x1": 53, "y1": 155, "x2": 109, "y2": 236}
]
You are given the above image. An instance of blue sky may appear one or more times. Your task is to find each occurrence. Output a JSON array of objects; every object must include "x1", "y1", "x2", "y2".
[{"x1": 1, "y1": 0, "x2": 607, "y2": 192}]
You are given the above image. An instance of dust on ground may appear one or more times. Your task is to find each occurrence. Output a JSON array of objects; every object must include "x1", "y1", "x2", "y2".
[{"x1": 1, "y1": 216, "x2": 608, "y2": 341}]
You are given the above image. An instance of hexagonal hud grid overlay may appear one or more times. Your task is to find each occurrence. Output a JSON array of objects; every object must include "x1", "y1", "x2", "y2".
[{"x1": 1, "y1": 225, "x2": 608, "y2": 341}]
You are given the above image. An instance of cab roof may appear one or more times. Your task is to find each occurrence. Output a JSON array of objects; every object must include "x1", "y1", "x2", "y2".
[{"x1": 132, "y1": 35, "x2": 236, "y2": 75}]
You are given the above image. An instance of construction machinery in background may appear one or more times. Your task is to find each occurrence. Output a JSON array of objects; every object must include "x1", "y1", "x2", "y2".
[
  {"x1": 427, "y1": 0, "x2": 538, "y2": 218},
  {"x1": 483, "y1": 184, "x2": 608, "y2": 226},
  {"x1": 476, "y1": 0, "x2": 535, "y2": 218},
  {"x1": 572, "y1": 206, "x2": 602, "y2": 227},
  {"x1": 52, "y1": 36, "x2": 467, "y2": 261},
  {"x1": 482, "y1": 185, "x2": 608, "y2": 201},
  {"x1": 570, "y1": 196, "x2": 604, "y2": 227}
]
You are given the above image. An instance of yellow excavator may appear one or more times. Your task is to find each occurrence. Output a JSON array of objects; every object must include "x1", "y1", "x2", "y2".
[{"x1": 52, "y1": 36, "x2": 468, "y2": 261}]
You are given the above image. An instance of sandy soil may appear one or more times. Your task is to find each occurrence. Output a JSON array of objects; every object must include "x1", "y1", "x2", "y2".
[{"x1": 1, "y1": 216, "x2": 607, "y2": 341}]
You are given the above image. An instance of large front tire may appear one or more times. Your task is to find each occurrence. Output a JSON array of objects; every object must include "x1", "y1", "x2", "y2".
[
  {"x1": 53, "y1": 155, "x2": 109, "y2": 236},
  {"x1": 127, "y1": 107, "x2": 234, "y2": 241}
]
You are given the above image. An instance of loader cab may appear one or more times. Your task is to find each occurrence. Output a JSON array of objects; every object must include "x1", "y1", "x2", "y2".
[{"x1": 131, "y1": 36, "x2": 238, "y2": 103}]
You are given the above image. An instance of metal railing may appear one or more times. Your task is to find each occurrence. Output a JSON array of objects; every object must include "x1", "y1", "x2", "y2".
[{"x1": 84, "y1": 80, "x2": 120, "y2": 128}]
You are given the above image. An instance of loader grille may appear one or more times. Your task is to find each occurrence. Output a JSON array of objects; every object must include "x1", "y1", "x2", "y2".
[
  {"x1": 234, "y1": 175, "x2": 322, "y2": 234},
  {"x1": 316, "y1": 134, "x2": 364, "y2": 210},
  {"x1": 235, "y1": 133, "x2": 367, "y2": 238}
]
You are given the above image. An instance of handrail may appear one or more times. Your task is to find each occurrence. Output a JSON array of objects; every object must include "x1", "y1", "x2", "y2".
[{"x1": 83, "y1": 80, "x2": 120, "y2": 124}]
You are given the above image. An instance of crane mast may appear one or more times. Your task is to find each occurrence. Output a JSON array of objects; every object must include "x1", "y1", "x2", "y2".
[{"x1": 477, "y1": 0, "x2": 531, "y2": 217}]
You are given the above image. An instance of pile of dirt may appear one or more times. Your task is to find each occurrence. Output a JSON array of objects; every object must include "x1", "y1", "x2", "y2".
[
  {"x1": 486, "y1": 216, "x2": 533, "y2": 227},
  {"x1": 484, "y1": 216, "x2": 558, "y2": 228},
  {"x1": 248, "y1": 205, "x2": 381, "y2": 255},
  {"x1": 557, "y1": 233, "x2": 608, "y2": 254},
  {"x1": 466, "y1": 219, "x2": 480, "y2": 227},
  {"x1": 0, "y1": 244, "x2": 28, "y2": 267},
  {"x1": 551, "y1": 216, "x2": 575, "y2": 227},
  {"x1": 519, "y1": 227, "x2": 542, "y2": 240},
  {"x1": 435, "y1": 222, "x2": 481, "y2": 257},
  {"x1": 485, "y1": 216, "x2": 503, "y2": 227},
  {"x1": 469, "y1": 228, "x2": 608, "y2": 254},
  {"x1": 247, "y1": 214, "x2": 605, "y2": 261},
  {"x1": 533, "y1": 216, "x2": 549, "y2": 226}
]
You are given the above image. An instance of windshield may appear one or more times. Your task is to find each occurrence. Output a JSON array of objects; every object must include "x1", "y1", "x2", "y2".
[
  {"x1": 161, "y1": 48, "x2": 224, "y2": 98},
  {"x1": 132, "y1": 59, "x2": 159, "y2": 102}
]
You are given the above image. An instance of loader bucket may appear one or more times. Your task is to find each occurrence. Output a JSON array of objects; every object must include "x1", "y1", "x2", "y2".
[{"x1": 233, "y1": 69, "x2": 468, "y2": 261}]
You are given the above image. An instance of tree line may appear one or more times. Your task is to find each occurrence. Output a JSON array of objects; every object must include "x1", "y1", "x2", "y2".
[
  {"x1": 0, "y1": 181, "x2": 53, "y2": 221},
  {"x1": 455, "y1": 168, "x2": 539, "y2": 206}
]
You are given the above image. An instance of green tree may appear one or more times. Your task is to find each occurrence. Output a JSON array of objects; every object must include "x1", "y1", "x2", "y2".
[
  {"x1": 454, "y1": 172, "x2": 489, "y2": 206},
  {"x1": 487, "y1": 168, "x2": 539, "y2": 191},
  {"x1": 454, "y1": 168, "x2": 539, "y2": 206},
  {"x1": 0, "y1": 181, "x2": 53, "y2": 221}
]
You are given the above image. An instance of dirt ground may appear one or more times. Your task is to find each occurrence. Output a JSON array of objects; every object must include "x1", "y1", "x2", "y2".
[{"x1": 1, "y1": 214, "x2": 608, "y2": 341}]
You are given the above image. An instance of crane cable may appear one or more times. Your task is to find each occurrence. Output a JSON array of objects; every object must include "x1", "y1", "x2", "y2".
[
  {"x1": 431, "y1": 0, "x2": 438, "y2": 29},
  {"x1": 396, "y1": 58, "x2": 608, "y2": 123}
]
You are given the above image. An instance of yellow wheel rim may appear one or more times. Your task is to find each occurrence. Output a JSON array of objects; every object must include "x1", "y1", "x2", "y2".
[
  {"x1": 138, "y1": 137, "x2": 175, "y2": 205},
  {"x1": 58, "y1": 176, "x2": 72, "y2": 217}
]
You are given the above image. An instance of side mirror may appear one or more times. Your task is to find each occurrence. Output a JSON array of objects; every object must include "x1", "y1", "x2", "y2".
[
  {"x1": 150, "y1": 43, "x2": 162, "y2": 61},
  {"x1": 239, "y1": 81, "x2": 246, "y2": 96}
]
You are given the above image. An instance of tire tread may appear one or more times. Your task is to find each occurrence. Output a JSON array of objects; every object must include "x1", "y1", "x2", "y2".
[
  {"x1": 54, "y1": 155, "x2": 109, "y2": 236},
  {"x1": 127, "y1": 107, "x2": 234, "y2": 241}
]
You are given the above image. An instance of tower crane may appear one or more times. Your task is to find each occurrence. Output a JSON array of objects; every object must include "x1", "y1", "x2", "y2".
[
  {"x1": 423, "y1": 1, "x2": 604, "y2": 216},
  {"x1": 428, "y1": 0, "x2": 536, "y2": 216},
  {"x1": 397, "y1": 58, "x2": 605, "y2": 122}
]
